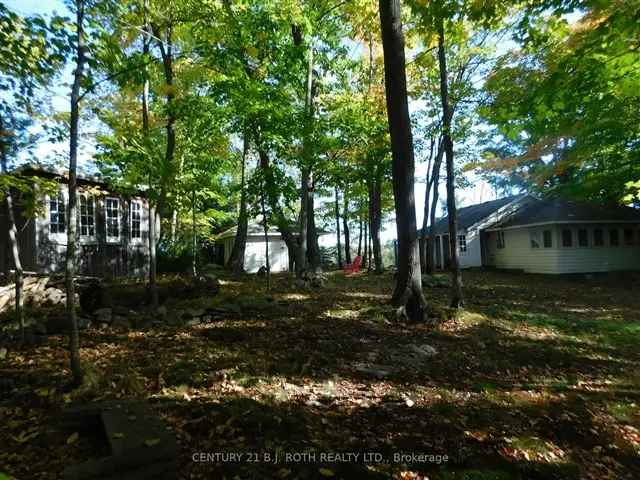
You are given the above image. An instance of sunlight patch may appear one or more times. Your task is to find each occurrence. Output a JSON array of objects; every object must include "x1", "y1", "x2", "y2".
[{"x1": 501, "y1": 436, "x2": 568, "y2": 463}]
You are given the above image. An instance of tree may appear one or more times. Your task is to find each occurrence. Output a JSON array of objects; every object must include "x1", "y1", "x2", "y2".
[
  {"x1": 0, "y1": 4, "x2": 66, "y2": 341},
  {"x1": 437, "y1": 18, "x2": 463, "y2": 307},
  {"x1": 379, "y1": 0, "x2": 427, "y2": 322},
  {"x1": 227, "y1": 131, "x2": 250, "y2": 274},
  {"x1": 66, "y1": 0, "x2": 87, "y2": 386}
]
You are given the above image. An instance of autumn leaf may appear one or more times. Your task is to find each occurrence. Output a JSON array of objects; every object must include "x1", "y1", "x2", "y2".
[
  {"x1": 67, "y1": 432, "x2": 79, "y2": 445},
  {"x1": 319, "y1": 468, "x2": 335, "y2": 477}
]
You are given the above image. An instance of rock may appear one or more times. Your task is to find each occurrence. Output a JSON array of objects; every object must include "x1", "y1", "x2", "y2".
[
  {"x1": 200, "y1": 315, "x2": 212, "y2": 323},
  {"x1": 77, "y1": 317, "x2": 92, "y2": 330},
  {"x1": 310, "y1": 275, "x2": 326, "y2": 288},
  {"x1": 185, "y1": 318, "x2": 201, "y2": 327},
  {"x1": 45, "y1": 288, "x2": 64, "y2": 305},
  {"x1": 45, "y1": 315, "x2": 71, "y2": 334},
  {"x1": 99, "y1": 322, "x2": 109, "y2": 330},
  {"x1": 226, "y1": 303, "x2": 241, "y2": 315},
  {"x1": 33, "y1": 321, "x2": 47, "y2": 335},
  {"x1": 187, "y1": 308, "x2": 205, "y2": 318},
  {"x1": 0, "y1": 347, "x2": 7, "y2": 360},
  {"x1": 94, "y1": 307, "x2": 113, "y2": 324},
  {"x1": 354, "y1": 363, "x2": 392, "y2": 379},
  {"x1": 112, "y1": 316, "x2": 131, "y2": 331},
  {"x1": 408, "y1": 344, "x2": 438, "y2": 358}
]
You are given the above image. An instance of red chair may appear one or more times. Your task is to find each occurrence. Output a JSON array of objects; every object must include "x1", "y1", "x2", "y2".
[{"x1": 344, "y1": 255, "x2": 362, "y2": 274}]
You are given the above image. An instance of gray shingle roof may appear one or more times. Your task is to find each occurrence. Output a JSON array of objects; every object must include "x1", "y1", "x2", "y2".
[
  {"x1": 495, "y1": 198, "x2": 640, "y2": 228},
  {"x1": 422, "y1": 195, "x2": 521, "y2": 236}
]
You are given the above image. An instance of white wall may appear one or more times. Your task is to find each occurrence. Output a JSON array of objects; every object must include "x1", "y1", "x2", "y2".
[
  {"x1": 486, "y1": 224, "x2": 640, "y2": 274},
  {"x1": 243, "y1": 236, "x2": 290, "y2": 273}
]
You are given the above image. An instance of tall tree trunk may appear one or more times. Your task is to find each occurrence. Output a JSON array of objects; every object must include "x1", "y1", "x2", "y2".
[
  {"x1": 154, "y1": 22, "x2": 175, "y2": 234},
  {"x1": 369, "y1": 177, "x2": 384, "y2": 273},
  {"x1": 260, "y1": 183, "x2": 271, "y2": 290},
  {"x1": 0, "y1": 115, "x2": 24, "y2": 343},
  {"x1": 379, "y1": 0, "x2": 427, "y2": 322},
  {"x1": 367, "y1": 218, "x2": 373, "y2": 272},
  {"x1": 334, "y1": 187, "x2": 342, "y2": 268},
  {"x1": 296, "y1": 44, "x2": 315, "y2": 279},
  {"x1": 191, "y1": 190, "x2": 197, "y2": 277},
  {"x1": 437, "y1": 21, "x2": 463, "y2": 308},
  {"x1": 66, "y1": 0, "x2": 86, "y2": 385},
  {"x1": 228, "y1": 131, "x2": 249, "y2": 273},
  {"x1": 170, "y1": 209, "x2": 178, "y2": 244},
  {"x1": 342, "y1": 188, "x2": 351, "y2": 264},
  {"x1": 363, "y1": 215, "x2": 368, "y2": 268},
  {"x1": 419, "y1": 135, "x2": 436, "y2": 270},
  {"x1": 307, "y1": 182, "x2": 321, "y2": 271},
  {"x1": 142, "y1": 0, "x2": 158, "y2": 309},
  {"x1": 426, "y1": 140, "x2": 444, "y2": 274},
  {"x1": 357, "y1": 215, "x2": 363, "y2": 257}
]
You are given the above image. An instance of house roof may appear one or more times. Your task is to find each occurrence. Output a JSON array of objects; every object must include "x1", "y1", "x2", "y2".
[
  {"x1": 492, "y1": 198, "x2": 640, "y2": 229},
  {"x1": 423, "y1": 195, "x2": 522, "y2": 236},
  {"x1": 14, "y1": 164, "x2": 147, "y2": 196},
  {"x1": 217, "y1": 221, "x2": 285, "y2": 240}
]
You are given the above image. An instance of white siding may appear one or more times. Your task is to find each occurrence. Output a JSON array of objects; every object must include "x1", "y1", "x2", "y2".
[
  {"x1": 243, "y1": 236, "x2": 289, "y2": 273},
  {"x1": 459, "y1": 228, "x2": 482, "y2": 268},
  {"x1": 486, "y1": 227, "x2": 558, "y2": 274},
  {"x1": 486, "y1": 224, "x2": 640, "y2": 274}
]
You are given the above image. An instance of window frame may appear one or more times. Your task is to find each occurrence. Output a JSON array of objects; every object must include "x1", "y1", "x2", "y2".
[
  {"x1": 105, "y1": 197, "x2": 121, "y2": 243},
  {"x1": 577, "y1": 228, "x2": 589, "y2": 248},
  {"x1": 48, "y1": 192, "x2": 67, "y2": 240},
  {"x1": 78, "y1": 193, "x2": 96, "y2": 242},
  {"x1": 623, "y1": 228, "x2": 634, "y2": 246},
  {"x1": 530, "y1": 230, "x2": 541, "y2": 249},
  {"x1": 497, "y1": 231, "x2": 505, "y2": 249},
  {"x1": 457, "y1": 234, "x2": 467, "y2": 254},
  {"x1": 543, "y1": 229, "x2": 553, "y2": 248},
  {"x1": 609, "y1": 228, "x2": 620, "y2": 247},
  {"x1": 130, "y1": 199, "x2": 143, "y2": 242},
  {"x1": 593, "y1": 228, "x2": 604, "y2": 247},
  {"x1": 561, "y1": 228, "x2": 573, "y2": 248}
]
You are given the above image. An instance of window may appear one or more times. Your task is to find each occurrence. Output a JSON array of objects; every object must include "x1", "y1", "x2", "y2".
[
  {"x1": 49, "y1": 194, "x2": 66, "y2": 234},
  {"x1": 497, "y1": 231, "x2": 505, "y2": 249},
  {"x1": 130, "y1": 200, "x2": 142, "y2": 239},
  {"x1": 79, "y1": 195, "x2": 95, "y2": 237},
  {"x1": 609, "y1": 228, "x2": 619, "y2": 246},
  {"x1": 105, "y1": 198, "x2": 120, "y2": 241},
  {"x1": 624, "y1": 229, "x2": 634, "y2": 246},
  {"x1": 530, "y1": 230, "x2": 541, "y2": 248},
  {"x1": 578, "y1": 229, "x2": 588, "y2": 247},
  {"x1": 562, "y1": 229, "x2": 573, "y2": 247},
  {"x1": 543, "y1": 230, "x2": 552, "y2": 248},
  {"x1": 594, "y1": 228, "x2": 604, "y2": 247},
  {"x1": 458, "y1": 235, "x2": 467, "y2": 253}
]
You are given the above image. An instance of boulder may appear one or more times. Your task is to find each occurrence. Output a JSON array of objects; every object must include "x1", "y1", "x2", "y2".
[
  {"x1": 94, "y1": 308, "x2": 113, "y2": 324},
  {"x1": 185, "y1": 318, "x2": 201, "y2": 327},
  {"x1": 111, "y1": 316, "x2": 131, "y2": 331},
  {"x1": 0, "y1": 347, "x2": 7, "y2": 360}
]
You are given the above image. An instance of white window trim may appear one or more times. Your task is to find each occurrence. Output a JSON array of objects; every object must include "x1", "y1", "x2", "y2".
[
  {"x1": 78, "y1": 193, "x2": 97, "y2": 243},
  {"x1": 457, "y1": 234, "x2": 467, "y2": 254},
  {"x1": 529, "y1": 229, "x2": 541, "y2": 249},
  {"x1": 105, "y1": 197, "x2": 121, "y2": 243},
  {"x1": 560, "y1": 228, "x2": 574, "y2": 248},
  {"x1": 47, "y1": 190, "x2": 68, "y2": 244},
  {"x1": 543, "y1": 229, "x2": 553, "y2": 248},
  {"x1": 592, "y1": 227, "x2": 605, "y2": 247},
  {"x1": 577, "y1": 228, "x2": 590, "y2": 248},
  {"x1": 130, "y1": 199, "x2": 143, "y2": 243}
]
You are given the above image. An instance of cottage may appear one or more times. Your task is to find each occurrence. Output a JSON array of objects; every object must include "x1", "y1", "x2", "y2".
[
  {"x1": 216, "y1": 221, "x2": 293, "y2": 273},
  {"x1": 422, "y1": 195, "x2": 640, "y2": 274},
  {"x1": 0, "y1": 165, "x2": 151, "y2": 278}
]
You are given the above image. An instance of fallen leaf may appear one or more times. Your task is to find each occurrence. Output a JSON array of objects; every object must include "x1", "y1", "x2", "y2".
[
  {"x1": 67, "y1": 432, "x2": 79, "y2": 445},
  {"x1": 144, "y1": 438, "x2": 161, "y2": 447},
  {"x1": 319, "y1": 468, "x2": 335, "y2": 477}
]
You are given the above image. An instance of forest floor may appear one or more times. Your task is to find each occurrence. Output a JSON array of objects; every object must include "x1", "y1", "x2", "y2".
[{"x1": 1, "y1": 269, "x2": 639, "y2": 480}]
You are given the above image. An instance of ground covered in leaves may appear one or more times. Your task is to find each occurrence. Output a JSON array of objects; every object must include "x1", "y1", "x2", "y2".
[{"x1": 1, "y1": 270, "x2": 639, "y2": 479}]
